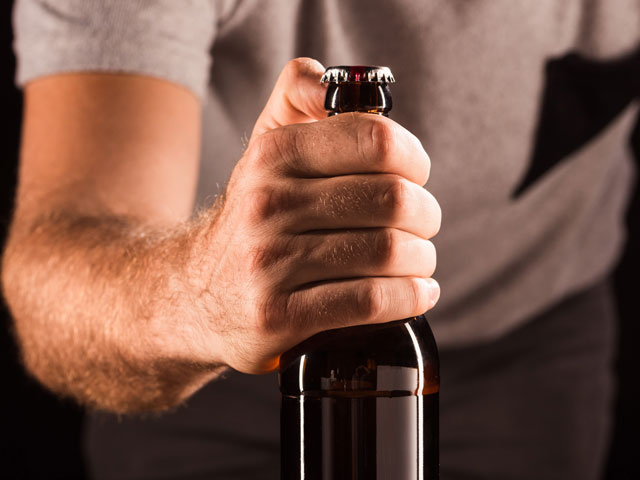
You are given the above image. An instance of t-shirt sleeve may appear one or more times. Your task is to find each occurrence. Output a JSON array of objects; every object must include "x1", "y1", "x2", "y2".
[
  {"x1": 13, "y1": 0, "x2": 217, "y2": 99},
  {"x1": 575, "y1": 0, "x2": 640, "y2": 59}
]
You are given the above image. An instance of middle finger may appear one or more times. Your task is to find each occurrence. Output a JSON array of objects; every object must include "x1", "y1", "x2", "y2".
[{"x1": 276, "y1": 174, "x2": 441, "y2": 239}]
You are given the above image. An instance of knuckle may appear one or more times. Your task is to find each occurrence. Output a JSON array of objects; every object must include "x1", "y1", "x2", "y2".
[
  {"x1": 357, "y1": 279, "x2": 386, "y2": 320},
  {"x1": 373, "y1": 228, "x2": 396, "y2": 268},
  {"x1": 358, "y1": 116, "x2": 397, "y2": 167},
  {"x1": 409, "y1": 278, "x2": 426, "y2": 314},
  {"x1": 249, "y1": 183, "x2": 295, "y2": 221},
  {"x1": 256, "y1": 293, "x2": 287, "y2": 335},
  {"x1": 289, "y1": 127, "x2": 306, "y2": 164},
  {"x1": 249, "y1": 187, "x2": 275, "y2": 221},
  {"x1": 370, "y1": 118, "x2": 397, "y2": 166},
  {"x1": 380, "y1": 176, "x2": 410, "y2": 220},
  {"x1": 246, "y1": 242, "x2": 276, "y2": 275},
  {"x1": 246, "y1": 235, "x2": 295, "y2": 275},
  {"x1": 268, "y1": 128, "x2": 292, "y2": 162},
  {"x1": 247, "y1": 130, "x2": 278, "y2": 168},
  {"x1": 246, "y1": 244, "x2": 271, "y2": 275},
  {"x1": 249, "y1": 127, "x2": 297, "y2": 172}
]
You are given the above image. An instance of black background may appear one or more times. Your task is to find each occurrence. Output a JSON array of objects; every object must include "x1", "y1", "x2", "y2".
[{"x1": 1, "y1": 1, "x2": 638, "y2": 478}]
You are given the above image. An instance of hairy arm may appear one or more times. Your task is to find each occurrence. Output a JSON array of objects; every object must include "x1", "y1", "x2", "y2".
[
  {"x1": 2, "y1": 74, "x2": 224, "y2": 413},
  {"x1": 2, "y1": 60, "x2": 440, "y2": 415}
]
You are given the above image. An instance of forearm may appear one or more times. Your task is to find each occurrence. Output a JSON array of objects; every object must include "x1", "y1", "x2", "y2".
[{"x1": 1, "y1": 209, "x2": 225, "y2": 414}]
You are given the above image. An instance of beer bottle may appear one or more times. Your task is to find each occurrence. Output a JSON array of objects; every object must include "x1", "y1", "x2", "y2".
[{"x1": 279, "y1": 66, "x2": 440, "y2": 479}]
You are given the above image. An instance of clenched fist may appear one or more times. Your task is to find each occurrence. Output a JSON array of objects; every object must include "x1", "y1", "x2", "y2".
[{"x1": 199, "y1": 58, "x2": 441, "y2": 374}]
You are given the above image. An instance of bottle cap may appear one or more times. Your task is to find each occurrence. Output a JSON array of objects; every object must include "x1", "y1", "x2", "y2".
[{"x1": 321, "y1": 65, "x2": 395, "y2": 84}]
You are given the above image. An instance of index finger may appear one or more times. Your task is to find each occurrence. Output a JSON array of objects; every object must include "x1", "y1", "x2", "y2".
[{"x1": 251, "y1": 113, "x2": 431, "y2": 186}]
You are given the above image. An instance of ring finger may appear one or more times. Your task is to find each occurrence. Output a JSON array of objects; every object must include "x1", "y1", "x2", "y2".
[{"x1": 273, "y1": 228, "x2": 436, "y2": 289}]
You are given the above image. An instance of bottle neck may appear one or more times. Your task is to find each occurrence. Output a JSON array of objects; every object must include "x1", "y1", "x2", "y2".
[{"x1": 324, "y1": 82, "x2": 392, "y2": 116}]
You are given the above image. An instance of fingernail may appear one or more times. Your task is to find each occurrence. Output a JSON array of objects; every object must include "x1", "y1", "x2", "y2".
[{"x1": 425, "y1": 278, "x2": 440, "y2": 308}]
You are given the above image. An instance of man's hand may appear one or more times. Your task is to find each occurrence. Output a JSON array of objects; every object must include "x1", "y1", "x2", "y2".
[
  {"x1": 200, "y1": 58, "x2": 441, "y2": 374},
  {"x1": 1, "y1": 58, "x2": 439, "y2": 413}
]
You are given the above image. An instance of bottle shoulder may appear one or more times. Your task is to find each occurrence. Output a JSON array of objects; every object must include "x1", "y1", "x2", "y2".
[{"x1": 279, "y1": 316, "x2": 439, "y2": 397}]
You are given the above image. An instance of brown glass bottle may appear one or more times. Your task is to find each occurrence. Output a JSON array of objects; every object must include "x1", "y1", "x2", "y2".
[{"x1": 279, "y1": 66, "x2": 439, "y2": 480}]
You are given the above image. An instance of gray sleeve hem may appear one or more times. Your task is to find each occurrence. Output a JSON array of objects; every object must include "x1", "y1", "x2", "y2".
[
  {"x1": 13, "y1": 0, "x2": 217, "y2": 101},
  {"x1": 15, "y1": 38, "x2": 212, "y2": 100}
]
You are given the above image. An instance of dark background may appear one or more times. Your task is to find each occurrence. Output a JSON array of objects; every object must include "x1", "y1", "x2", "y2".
[{"x1": 1, "y1": 1, "x2": 638, "y2": 478}]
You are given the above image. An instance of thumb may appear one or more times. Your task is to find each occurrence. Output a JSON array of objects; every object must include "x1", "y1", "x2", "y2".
[{"x1": 250, "y1": 57, "x2": 327, "y2": 141}]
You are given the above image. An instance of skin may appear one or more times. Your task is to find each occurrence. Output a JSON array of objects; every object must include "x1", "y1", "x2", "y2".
[{"x1": 1, "y1": 58, "x2": 441, "y2": 414}]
